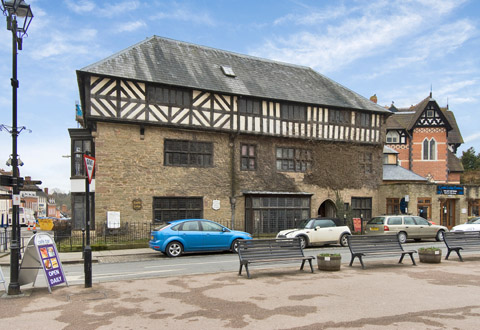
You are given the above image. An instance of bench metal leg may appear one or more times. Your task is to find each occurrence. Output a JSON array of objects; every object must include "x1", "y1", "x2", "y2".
[
  {"x1": 238, "y1": 263, "x2": 243, "y2": 276},
  {"x1": 446, "y1": 248, "x2": 463, "y2": 261},
  {"x1": 245, "y1": 264, "x2": 251, "y2": 279},
  {"x1": 398, "y1": 253, "x2": 416, "y2": 265},
  {"x1": 408, "y1": 253, "x2": 416, "y2": 265},
  {"x1": 307, "y1": 259, "x2": 314, "y2": 273},
  {"x1": 349, "y1": 254, "x2": 365, "y2": 269},
  {"x1": 300, "y1": 260, "x2": 305, "y2": 270}
]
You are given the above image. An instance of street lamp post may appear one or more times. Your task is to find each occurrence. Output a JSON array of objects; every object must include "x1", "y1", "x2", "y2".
[{"x1": 1, "y1": 0, "x2": 33, "y2": 296}]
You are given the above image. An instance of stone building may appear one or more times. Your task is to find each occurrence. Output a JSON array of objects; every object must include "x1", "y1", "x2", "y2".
[{"x1": 69, "y1": 36, "x2": 392, "y2": 234}]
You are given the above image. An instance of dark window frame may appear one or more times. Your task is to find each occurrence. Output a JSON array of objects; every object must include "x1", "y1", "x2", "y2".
[
  {"x1": 240, "y1": 143, "x2": 257, "y2": 171},
  {"x1": 152, "y1": 197, "x2": 203, "y2": 223},
  {"x1": 351, "y1": 197, "x2": 372, "y2": 221},
  {"x1": 238, "y1": 98, "x2": 261, "y2": 115},
  {"x1": 147, "y1": 85, "x2": 191, "y2": 107},
  {"x1": 356, "y1": 112, "x2": 371, "y2": 127},
  {"x1": 329, "y1": 109, "x2": 351, "y2": 124},
  {"x1": 276, "y1": 147, "x2": 312, "y2": 172},
  {"x1": 280, "y1": 103, "x2": 306, "y2": 121},
  {"x1": 164, "y1": 139, "x2": 213, "y2": 167}
]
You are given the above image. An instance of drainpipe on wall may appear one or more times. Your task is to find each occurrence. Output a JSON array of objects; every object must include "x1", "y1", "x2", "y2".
[{"x1": 229, "y1": 134, "x2": 237, "y2": 230}]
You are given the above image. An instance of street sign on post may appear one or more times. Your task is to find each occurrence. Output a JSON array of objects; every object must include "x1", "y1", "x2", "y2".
[{"x1": 84, "y1": 155, "x2": 95, "y2": 184}]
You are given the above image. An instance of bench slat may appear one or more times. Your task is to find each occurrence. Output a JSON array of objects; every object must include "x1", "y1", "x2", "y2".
[
  {"x1": 444, "y1": 231, "x2": 480, "y2": 261},
  {"x1": 347, "y1": 234, "x2": 417, "y2": 269},
  {"x1": 237, "y1": 238, "x2": 314, "y2": 278}
]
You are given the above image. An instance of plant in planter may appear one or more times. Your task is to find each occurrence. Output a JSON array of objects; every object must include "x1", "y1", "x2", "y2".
[
  {"x1": 317, "y1": 253, "x2": 341, "y2": 271},
  {"x1": 418, "y1": 247, "x2": 442, "y2": 263}
]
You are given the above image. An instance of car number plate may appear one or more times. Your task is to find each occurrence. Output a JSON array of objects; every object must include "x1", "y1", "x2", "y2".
[{"x1": 370, "y1": 227, "x2": 379, "y2": 231}]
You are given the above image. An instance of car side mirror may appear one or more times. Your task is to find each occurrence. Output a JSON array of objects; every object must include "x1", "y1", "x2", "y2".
[{"x1": 315, "y1": 226, "x2": 321, "y2": 230}]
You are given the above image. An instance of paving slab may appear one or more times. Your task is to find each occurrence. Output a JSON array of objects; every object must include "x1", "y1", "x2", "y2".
[{"x1": 1, "y1": 256, "x2": 480, "y2": 329}]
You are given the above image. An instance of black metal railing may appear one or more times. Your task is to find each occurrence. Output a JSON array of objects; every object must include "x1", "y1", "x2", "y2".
[
  {"x1": 54, "y1": 222, "x2": 154, "y2": 252},
  {"x1": 0, "y1": 222, "x2": 155, "y2": 253}
]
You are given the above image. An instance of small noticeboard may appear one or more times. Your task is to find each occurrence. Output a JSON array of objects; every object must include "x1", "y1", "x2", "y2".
[{"x1": 19, "y1": 233, "x2": 68, "y2": 293}]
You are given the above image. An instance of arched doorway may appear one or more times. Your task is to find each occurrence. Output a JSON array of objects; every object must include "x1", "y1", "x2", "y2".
[{"x1": 318, "y1": 199, "x2": 337, "y2": 217}]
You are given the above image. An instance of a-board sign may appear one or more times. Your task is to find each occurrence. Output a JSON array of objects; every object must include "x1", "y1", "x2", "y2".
[{"x1": 19, "y1": 233, "x2": 68, "y2": 293}]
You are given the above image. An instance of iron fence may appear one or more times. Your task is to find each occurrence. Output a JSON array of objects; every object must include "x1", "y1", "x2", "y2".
[{"x1": 0, "y1": 222, "x2": 155, "y2": 253}]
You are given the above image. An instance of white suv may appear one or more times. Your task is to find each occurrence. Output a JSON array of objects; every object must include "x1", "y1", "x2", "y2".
[{"x1": 276, "y1": 218, "x2": 352, "y2": 249}]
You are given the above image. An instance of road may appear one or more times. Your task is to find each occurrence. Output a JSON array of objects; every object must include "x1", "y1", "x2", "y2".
[
  {"x1": 54, "y1": 240, "x2": 447, "y2": 286},
  {"x1": 1, "y1": 239, "x2": 447, "y2": 289}
]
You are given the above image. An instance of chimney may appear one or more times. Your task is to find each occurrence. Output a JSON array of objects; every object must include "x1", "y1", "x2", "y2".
[{"x1": 44, "y1": 188, "x2": 48, "y2": 195}]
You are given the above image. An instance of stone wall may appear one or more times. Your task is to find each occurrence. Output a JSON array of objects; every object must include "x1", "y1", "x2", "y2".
[{"x1": 93, "y1": 121, "x2": 384, "y2": 231}]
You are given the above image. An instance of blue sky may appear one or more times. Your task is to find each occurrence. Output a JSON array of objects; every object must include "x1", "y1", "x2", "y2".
[{"x1": 0, "y1": 0, "x2": 479, "y2": 192}]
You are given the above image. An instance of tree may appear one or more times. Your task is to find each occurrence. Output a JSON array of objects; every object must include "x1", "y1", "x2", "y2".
[{"x1": 461, "y1": 147, "x2": 480, "y2": 171}]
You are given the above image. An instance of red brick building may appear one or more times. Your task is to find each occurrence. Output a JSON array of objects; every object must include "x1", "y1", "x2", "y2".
[{"x1": 385, "y1": 94, "x2": 464, "y2": 184}]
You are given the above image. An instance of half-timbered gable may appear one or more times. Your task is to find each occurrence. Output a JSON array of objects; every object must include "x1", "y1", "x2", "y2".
[{"x1": 72, "y1": 36, "x2": 390, "y2": 233}]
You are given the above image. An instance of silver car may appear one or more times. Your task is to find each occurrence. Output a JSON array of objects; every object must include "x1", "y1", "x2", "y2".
[{"x1": 365, "y1": 215, "x2": 447, "y2": 243}]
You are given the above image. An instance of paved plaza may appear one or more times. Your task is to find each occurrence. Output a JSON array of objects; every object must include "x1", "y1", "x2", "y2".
[{"x1": 2, "y1": 253, "x2": 480, "y2": 329}]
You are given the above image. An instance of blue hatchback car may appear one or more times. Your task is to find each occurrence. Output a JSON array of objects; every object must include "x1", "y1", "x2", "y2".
[{"x1": 149, "y1": 219, "x2": 252, "y2": 257}]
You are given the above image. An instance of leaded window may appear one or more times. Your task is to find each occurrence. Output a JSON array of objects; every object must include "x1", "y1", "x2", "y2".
[
  {"x1": 244, "y1": 195, "x2": 311, "y2": 234},
  {"x1": 238, "y1": 98, "x2": 261, "y2": 115},
  {"x1": 147, "y1": 85, "x2": 191, "y2": 107},
  {"x1": 386, "y1": 131, "x2": 399, "y2": 143},
  {"x1": 276, "y1": 147, "x2": 312, "y2": 172},
  {"x1": 280, "y1": 103, "x2": 306, "y2": 121},
  {"x1": 329, "y1": 109, "x2": 351, "y2": 124},
  {"x1": 241, "y1": 144, "x2": 256, "y2": 170},
  {"x1": 351, "y1": 197, "x2": 372, "y2": 221},
  {"x1": 356, "y1": 112, "x2": 371, "y2": 127},
  {"x1": 164, "y1": 139, "x2": 213, "y2": 167},
  {"x1": 153, "y1": 197, "x2": 203, "y2": 223},
  {"x1": 423, "y1": 138, "x2": 436, "y2": 160}
]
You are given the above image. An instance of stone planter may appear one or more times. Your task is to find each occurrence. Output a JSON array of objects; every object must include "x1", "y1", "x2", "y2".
[
  {"x1": 317, "y1": 255, "x2": 341, "y2": 271},
  {"x1": 418, "y1": 249, "x2": 442, "y2": 263}
]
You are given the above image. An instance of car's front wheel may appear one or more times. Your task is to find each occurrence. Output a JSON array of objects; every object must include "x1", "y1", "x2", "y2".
[
  {"x1": 398, "y1": 232, "x2": 407, "y2": 244},
  {"x1": 297, "y1": 235, "x2": 309, "y2": 249},
  {"x1": 166, "y1": 241, "x2": 183, "y2": 257},
  {"x1": 231, "y1": 239, "x2": 241, "y2": 253},
  {"x1": 436, "y1": 230, "x2": 445, "y2": 242},
  {"x1": 340, "y1": 233, "x2": 350, "y2": 247}
]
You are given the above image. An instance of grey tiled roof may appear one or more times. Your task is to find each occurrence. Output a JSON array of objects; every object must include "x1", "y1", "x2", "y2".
[
  {"x1": 79, "y1": 36, "x2": 389, "y2": 113},
  {"x1": 383, "y1": 165, "x2": 427, "y2": 181},
  {"x1": 447, "y1": 150, "x2": 464, "y2": 172}
]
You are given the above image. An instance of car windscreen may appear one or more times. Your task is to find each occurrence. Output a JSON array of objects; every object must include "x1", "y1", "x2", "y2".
[
  {"x1": 367, "y1": 217, "x2": 385, "y2": 225},
  {"x1": 296, "y1": 219, "x2": 314, "y2": 229},
  {"x1": 467, "y1": 218, "x2": 480, "y2": 224}
]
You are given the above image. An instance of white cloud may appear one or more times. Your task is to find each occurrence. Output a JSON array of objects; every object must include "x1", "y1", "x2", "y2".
[
  {"x1": 65, "y1": 0, "x2": 96, "y2": 14},
  {"x1": 115, "y1": 20, "x2": 146, "y2": 33},
  {"x1": 252, "y1": 0, "x2": 470, "y2": 74},
  {"x1": 464, "y1": 132, "x2": 480, "y2": 143},
  {"x1": 31, "y1": 28, "x2": 98, "y2": 59},
  {"x1": 150, "y1": 6, "x2": 215, "y2": 26}
]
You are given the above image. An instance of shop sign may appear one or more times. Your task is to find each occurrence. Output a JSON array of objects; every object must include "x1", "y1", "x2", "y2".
[{"x1": 437, "y1": 185, "x2": 464, "y2": 195}]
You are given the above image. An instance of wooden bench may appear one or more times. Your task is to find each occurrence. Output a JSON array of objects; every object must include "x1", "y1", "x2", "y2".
[
  {"x1": 237, "y1": 238, "x2": 315, "y2": 278},
  {"x1": 444, "y1": 231, "x2": 480, "y2": 261},
  {"x1": 347, "y1": 234, "x2": 417, "y2": 269}
]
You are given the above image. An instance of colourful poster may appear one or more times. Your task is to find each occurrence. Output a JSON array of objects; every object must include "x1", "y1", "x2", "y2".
[
  {"x1": 353, "y1": 218, "x2": 362, "y2": 233},
  {"x1": 37, "y1": 243, "x2": 66, "y2": 287}
]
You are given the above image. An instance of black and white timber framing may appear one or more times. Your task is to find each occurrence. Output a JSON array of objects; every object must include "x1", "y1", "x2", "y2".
[{"x1": 78, "y1": 36, "x2": 390, "y2": 144}]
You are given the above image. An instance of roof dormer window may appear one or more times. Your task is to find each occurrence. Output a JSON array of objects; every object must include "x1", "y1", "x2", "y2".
[{"x1": 221, "y1": 65, "x2": 236, "y2": 77}]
